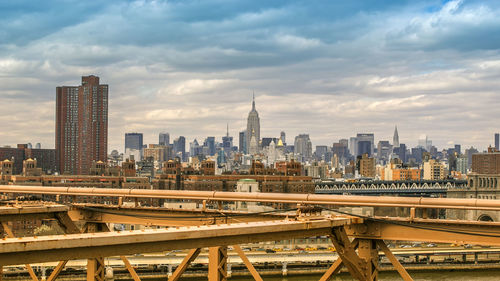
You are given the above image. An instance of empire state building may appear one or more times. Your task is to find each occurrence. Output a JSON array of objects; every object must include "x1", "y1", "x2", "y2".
[{"x1": 246, "y1": 95, "x2": 260, "y2": 154}]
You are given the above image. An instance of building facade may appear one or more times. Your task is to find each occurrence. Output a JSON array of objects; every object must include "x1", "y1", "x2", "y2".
[
  {"x1": 359, "y1": 154, "x2": 376, "y2": 178},
  {"x1": 0, "y1": 145, "x2": 57, "y2": 175},
  {"x1": 56, "y1": 75, "x2": 108, "y2": 175},
  {"x1": 423, "y1": 159, "x2": 445, "y2": 180},
  {"x1": 472, "y1": 148, "x2": 500, "y2": 174}
]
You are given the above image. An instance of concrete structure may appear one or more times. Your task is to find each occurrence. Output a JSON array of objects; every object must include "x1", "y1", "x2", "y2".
[
  {"x1": 56, "y1": 75, "x2": 108, "y2": 175},
  {"x1": 448, "y1": 173, "x2": 500, "y2": 222},
  {"x1": 235, "y1": 179, "x2": 260, "y2": 210}
]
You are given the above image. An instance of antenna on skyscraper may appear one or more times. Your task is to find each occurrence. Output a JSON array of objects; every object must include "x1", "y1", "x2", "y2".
[{"x1": 252, "y1": 91, "x2": 255, "y2": 111}]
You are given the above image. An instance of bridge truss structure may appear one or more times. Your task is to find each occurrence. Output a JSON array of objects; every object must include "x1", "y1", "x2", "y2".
[
  {"x1": 1, "y1": 185, "x2": 500, "y2": 281},
  {"x1": 315, "y1": 179, "x2": 467, "y2": 196}
]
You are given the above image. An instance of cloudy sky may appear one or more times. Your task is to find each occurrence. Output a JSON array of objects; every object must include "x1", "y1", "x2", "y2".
[{"x1": 1, "y1": 0, "x2": 500, "y2": 152}]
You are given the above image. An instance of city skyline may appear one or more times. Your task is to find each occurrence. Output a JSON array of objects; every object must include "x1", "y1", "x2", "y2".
[{"x1": 2, "y1": 1, "x2": 500, "y2": 151}]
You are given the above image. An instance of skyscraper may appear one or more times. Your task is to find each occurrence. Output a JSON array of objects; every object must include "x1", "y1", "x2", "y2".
[
  {"x1": 56, "y1": 75, "x2": 108, "y2": 175},
  {"x1": 159, "y1": 132, "x2": 170, "y2": 146},
  {"x1": 173, "y1": 136, "x2": 186, "y2": 160},
  {"x1": 495, "y1": 133, "x2": 499, "y2": 151},
  {"x1": 356, "y1": 133, "x2": 374, "y2": 157},
  {"x1": 222, "y1": 124, "x2": 233, "y2": 153},
  {"x1": 393, "y1": 126, "x2": 399, "y2": 148},
  {"x1": 204, "y1": 137, "x2": 216, "y2": 156},
  {"x1": 246, "y1": 94, "x2": 260, "y2": 154},
  {"x1": 125, "y1": 133, "x2": 143, "y2": 152},
  {"x1": 280, "y1": 131, "x2": 286, "y2": 145},
  {"x1": 294, "y1": 134, "x2": 312, "y2": 162},
  {"x1": 239, "y1": 131, "x2": 246, "y2": 153}
]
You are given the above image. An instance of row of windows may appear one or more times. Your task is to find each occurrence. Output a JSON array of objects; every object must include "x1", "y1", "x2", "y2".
[{"x1": 473, "y1": 195, "x2": 498, "y2": 200}]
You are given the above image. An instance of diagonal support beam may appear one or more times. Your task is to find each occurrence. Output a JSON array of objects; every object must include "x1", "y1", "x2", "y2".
[
  {"x1": 55, "y1": 212, "x2": 81, "y2": 234},
  {"x1": 233, "y1": 245, "x2": 263, "y2": 281},
  {"x1": 330, "y1": 227, "x2": 368, "y2": 281},
  {"x1": 319, "y1": 238, "x2": 359, "y2": 281},
  {"x1": 1, "y1": 222, "x2": 40, "y2": 281},
  {"x1": 46, "y1": 261, "x2": 68, "y2": 281},
  {"x1": 319, "y1": 258, "x2": 343, "y2": 281},
  {"x1": 168, "y1": 248, "x2": 202, "y2": 281},
  {"x1": 25, "y1": 264, "x2": 40, "y2": 281},
  {"x1": 120, "y1": 256, "x2": 141, "y2": 281},
  {"x1": 376, "y1": 240, "x2": 413, "y2": 281}
]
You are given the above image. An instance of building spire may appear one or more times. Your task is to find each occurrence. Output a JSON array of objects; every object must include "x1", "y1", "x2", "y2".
[
  {"x1": 252, "y1": 91, "x2": 255, "y2": 111},
  {"x1": 226, "y1": 123, "x2": 229, "y2": 137},
  {"x1": 393, "y1": 125, "x2": 399, "y2": 148}
]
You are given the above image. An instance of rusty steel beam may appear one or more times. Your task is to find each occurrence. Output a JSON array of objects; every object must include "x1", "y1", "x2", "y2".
[
  {"x1": 120, "y1": 256, "x2": 141, "y2": 281},
  {"x1": 376, "y1": 240, "x2": 413, "y2": 281},
  {"x1": 87, "y1": 258, "x2": 105, "y2": 281},
  {"x1": 2, "y1": 185, "x2": 500, "y2": 211},
  {"x1": 0, "y1": 203, "x2": 68, "y2": 222},
  {"x1": 233, "y1": 245, "x2": 263, "y2": 281},
  {"x1": 46, "y1": 261, "x2": 68, "y2": 281},
  {"x1": 1, "y1": 222, "x2": 40, "y2": 281},
  {"x1": 0, "y1": 218, "x2": 350, "y2": 266},
  {"x1": 357, "y1": 239, "x2": 379, "y2": 281},
  {"x1": 319, "y1": 258, "x2": 343, "y2": 281},
  {"x1": 68, "y1": 204, "x2": 293, "y2": 227},
  {"x1": 329, "y1": 229, "x2": 367, "y2": 280},
  {"x1": 346, "y1": 219, "x2": 500, "y2": 247},
  {"x1": 208, "y1": 246, "x2": 227, "y2": 281},
  {"x1": 55, "y1": 212, "x2": 81, "y2": 234},
  {"x1": 169, "y1": 248, "x2": 201, "y2": 281}
]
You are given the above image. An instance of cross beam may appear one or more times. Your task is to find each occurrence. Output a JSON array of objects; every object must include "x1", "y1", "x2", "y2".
[
  {"x1": 0, "y1": 218, "x2": 352, "y2": 265},
  {"x1": 68, "y1": 203, "x2": 293, "y2": 227},
  {"x1": 346, "y1": 218, "x2": 500, "y2": 247}
]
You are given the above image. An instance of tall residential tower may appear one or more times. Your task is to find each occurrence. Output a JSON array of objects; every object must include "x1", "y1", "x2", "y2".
[{"x1": 56, "y1": 75, "x2": 108, "y2": 175}]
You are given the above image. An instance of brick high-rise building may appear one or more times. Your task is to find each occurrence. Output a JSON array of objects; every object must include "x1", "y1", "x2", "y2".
[
  {"x1": 472, "y1": 147, "x2": 500, "y2": 175},
  {"x1": 56, "y1": 75, "x2": 108, "y2": 175}
]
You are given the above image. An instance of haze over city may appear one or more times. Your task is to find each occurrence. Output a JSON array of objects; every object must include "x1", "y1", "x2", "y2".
[{"x1": 2, "y1": 0, "x2": 500, "y2": 151}]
